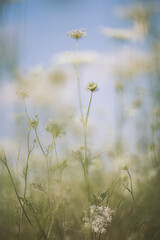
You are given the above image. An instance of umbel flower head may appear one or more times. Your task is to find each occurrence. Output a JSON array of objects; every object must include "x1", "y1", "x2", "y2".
[
  {"x1": 67, "y1": 29, "x2": 86, "y2": 40},
  {"x1": 45, "y1": 119, "x2": 65, "y2": 138},
  {"x1": 83, "y1": 205, "x2": 113, "y2": 234},
  {"x1": 16, "y1": 89, "x2": 31, "y2": 100},
  {"x1": 87, "y1": 82, "x2": 98, "y2": 92}
]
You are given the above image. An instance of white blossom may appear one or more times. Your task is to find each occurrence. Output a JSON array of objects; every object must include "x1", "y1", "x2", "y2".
[{"x1": 83, "y1": 205, "x2": 113, "y2": 234}]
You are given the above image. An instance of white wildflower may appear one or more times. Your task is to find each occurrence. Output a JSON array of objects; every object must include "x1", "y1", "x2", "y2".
[
  {"x1": 16, "y1": 89, "x2": 31, "y2": 100},
  {"x1": 67, "y1": 29, "x2": 86, "y2": 40},
  {"x1": 83, "y1": 205, "x2": 113, "y2": 234}
]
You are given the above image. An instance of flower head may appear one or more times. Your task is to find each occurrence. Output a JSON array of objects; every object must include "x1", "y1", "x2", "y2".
[
  {"x1": 16, "y1": 89, "x2": 31, "y2": 100},
  {"x1": 122, "y1": 165, "x2": 128, "y2": 171},
  {"x1": 87, "y1": 82, "x2": 98, "y2": 92},
  {"x1": 29, "y1": 119, "x2": 39, "y2": 129},
  {"x1": 83, "y1": 205, "x2": 113, "y2": 234},
  {"x1": 67, "y1": 29, "x2": 86, "y2": 40}
]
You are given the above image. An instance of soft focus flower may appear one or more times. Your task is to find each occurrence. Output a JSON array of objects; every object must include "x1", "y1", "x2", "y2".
[
  {"x1": 45, "y1": 119, "x2": 65, "y2": 138},
  {"x1": 67, "y1": 29, "x2": 86, "y2": 40},
  {"x1": 101, "y1": 26, "x2": 139, "y2": 42},
  {"x1": 16, "y1": 89, "x2": 31, "y2": 100},
  {"x1": 112, "y1": 48, "x2": 154, "y2": 80},
  {"x1": 29, "y1": 118, "x2": 39, "y2": 129},
  {"x1": 153, "y1": 107, "x2": 160, "y2": 117},
  {"x1": 83, "y1": 205, "x2": 113, "y2": 234},
  {"x1": 117, "y1": 4, "x2": 157, "y2": 38},
  {"x1": 54, "y1": 51, "x2": 99, "y2": 66}
]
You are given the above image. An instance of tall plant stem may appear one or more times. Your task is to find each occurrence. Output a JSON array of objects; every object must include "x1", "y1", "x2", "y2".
[
  {"x1": 23, "y1": 100, "x2": 49, "y2": 191},
  {"x1": 75, "y1": 39, "x2": 83, "y2": 118},
  {"x1": 84, "y1": 91, "x2": 93, "y2": 176},
  {"x1": 126, "y1": 169, "x2": 136, "y2": 205},
  {"x1": 35, "y1": 129, "x2": 50, "y2": 191},
  {"x1": 24, "y1": 99, "x2": 30, "y2": 122},
  {"x1": 4, "y1": 163, "x2": 33, "y2": 227},
  {"x1": 84, "y1": 91, "x2": 93, "y2": 201},
  {"x1": 23, "y1": 128, "x2": 31, "y2": 202},
  {"x1": 54, "y1": 138, "x2": 62, "y2": 198}
]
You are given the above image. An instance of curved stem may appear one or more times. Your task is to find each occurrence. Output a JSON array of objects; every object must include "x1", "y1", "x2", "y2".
[
  {"x1": 24, "y1": 99, "x2": 30, "y2": 122},
  {"x1": 126, "y1": 169, "x2": 136, "y2": 205},
  {"x1": 34, "y1": 129, "x2": 46, "y2": 157},
  {"x1": 5, "y1": 163, "x2": 33, "y2": 227}
]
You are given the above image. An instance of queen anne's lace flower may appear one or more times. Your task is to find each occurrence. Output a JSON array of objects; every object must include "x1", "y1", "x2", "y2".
[
  {"x1": 83, "y1": 205, "x2": 113, "y2": 234},
  {"x1": 16, "y1": 89, "x2": 31, "y2": 100},
  {"x1": 67, "y1": 29, "x2": 86, "y2": 40}
]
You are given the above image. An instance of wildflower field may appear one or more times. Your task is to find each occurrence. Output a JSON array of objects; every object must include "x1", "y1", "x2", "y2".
[{"x1": 0, "y1": 0, "x2": 160, "y2": 240}]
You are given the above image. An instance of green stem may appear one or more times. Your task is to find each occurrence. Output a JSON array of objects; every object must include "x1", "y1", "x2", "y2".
[
  {"x1": 127, "y1": 169, "x2": 133, "y2": 194},
  {"x1": 75, "y1": 39, "x2": 83, "y2": 118},
  {"x1": 126, "y1": 170, "x2": 136, "y2": 205},
  {"x1": 34, "y1": 129, "x2": 46, "y2": 157},
  {"x1": 34, "y1": 129, "x2": 50, "y2": 191},
  {"x1": 84, "y1": 92, "x2": 93, "y2": 201},
  {"x1": 54, "y1": 139, "x2": 63, "y2": 198},
  {"x1": 5, "y1": 163, "x2": 33, "y2": 227},
  {"x1": 84, "y1": 92, "x2": 93, "y2": 177},
  {"x1": 23, "y1": 128, "x2": 31, "y2": 203},
  {"x1": 24, "y1": 99, "x2": 30, "y2": 122}
]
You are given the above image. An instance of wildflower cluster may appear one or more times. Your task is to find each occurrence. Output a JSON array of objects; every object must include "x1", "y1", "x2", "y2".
[
  {"x1": 29, "y1": 114, "x2": 39, "y2": 129},
  {"x1": 83, "y1": 205, "x2": 113, "y2": 234},
  {"x1": 29, "y1": 119, "x2": 39, "y2": 129},
  {"x1": 67, "y1": 29, "x2": 86, "y2": 40}
]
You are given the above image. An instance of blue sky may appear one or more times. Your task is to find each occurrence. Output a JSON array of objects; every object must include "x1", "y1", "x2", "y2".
[
  {"x1": 0, "y1": 0, "x2": 157, "y2": 152},
  {"x1": 2, "y1": 0, "x2": 133, "y2": 69}
]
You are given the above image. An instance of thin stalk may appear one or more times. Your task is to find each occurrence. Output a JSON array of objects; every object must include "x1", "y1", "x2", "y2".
[
  {"x1": 84, "y1": 91, "x2": 93, "y2": 176},
  {"x1": 34, "y1": 129, "x2": 46, "y2": 157},
  {"x1": 127, "y1": 169, "x2": 133, "y2": 195},
  {"x1": 24, "y1": 99, "x2": 30, "y2": 122},
  {"x1": 126, "y1": 170, "x2": 136, "y2": 205},
  {"x1": 54, "y1": 139, "x2": 63, "y2": 198},
  {"x1": 151, "y1": 116, "x2": 158, "y2": 167},
  {"x1": 83, "y1": 91, "x2": 93, "y2": 201},
  {"x1": 75, "y1": 39, "x2": 83, "y2": 118},
  {"x1": 23, "y1": 128, "x2": 31, "y2": 202},
  {"x1": 16, "y1": 146, "x2": 21, "y2": 176},
  {"x1": 5, "y1": 163, "x2": 33, "y2": 227},
  {"x1": 35, "y1": 128, "x2": 50, "y2": 191},
  {"x1": 54, "y1": 139, "x2": 61, "y2": 180}
]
